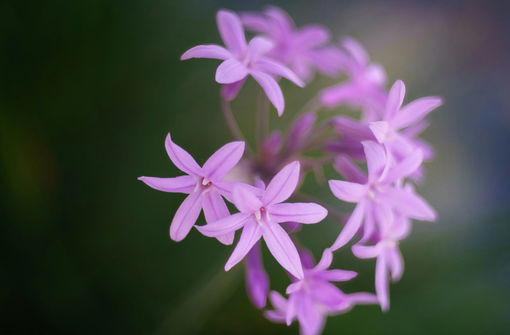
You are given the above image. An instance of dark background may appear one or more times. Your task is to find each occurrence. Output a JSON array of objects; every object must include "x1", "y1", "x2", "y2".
[{"x1": 1, "y1": 0, "x2": 510, "y2": 334}]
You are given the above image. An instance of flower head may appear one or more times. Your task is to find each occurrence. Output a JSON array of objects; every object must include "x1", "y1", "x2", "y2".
[
  {"x1": 138, "y1": 133, "x2": 245, "y2": 244},
  {"x1": 181, "y1": 9, "x2": 304, "y2": 115}
]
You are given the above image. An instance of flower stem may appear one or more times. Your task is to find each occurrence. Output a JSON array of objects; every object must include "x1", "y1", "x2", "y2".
[
  {"x1": 221, "y1": 98, "x2": 254, "y2": 157},
  {"x1": 256, "y1": 88, "x2": 269, "y2": 151}
]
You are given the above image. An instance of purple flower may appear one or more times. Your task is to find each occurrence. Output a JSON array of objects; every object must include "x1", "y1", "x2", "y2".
[
  {"x1": 352, "y1": 210, "x2": 411, "y2": 311},
  {"x1": 368, "y1": 80, "x2": 443, "y2": 165},
  {"x1": 265, "y1": 248, "x2": 378, "y2": 335},
  {"x1": 245, "y1": 241, "x2": 270, "y2": 309},
  {"x1": 285, "y1": 112, "x2": 317, "y2": 151},
  {"x1": 138, "y1": 133, "x2": 244, "y2": 244},
  {"x1": 181, "y1": 9, "x2": 304, "y2": 115},
  {"x1": 328, "y1": 141, "x2": 436, "y2": 251},
  {"x1": 196, "y1": 161, "x2": 328, "y2": 279},
  {"x1": 241, "y1": 6, "x2": 343, "y2": 82},
  {"x1": 319, "y1": 37, "x2": 387, "y2": 121}
]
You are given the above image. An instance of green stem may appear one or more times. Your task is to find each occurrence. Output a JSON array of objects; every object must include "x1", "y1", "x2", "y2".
[
  {"x1": 220, "y1": 98, "x2": 254, "y2": 157},
  {"x1": 256, "y1": 88, "x2": 270, "y2": 151}
]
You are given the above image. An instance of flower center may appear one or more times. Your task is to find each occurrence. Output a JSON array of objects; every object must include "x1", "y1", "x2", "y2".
[
  {"x1": 254, "y1": 207, "x2": 270, "y2": 223},
  {"x1": 195, "y1": 177, "x2": 213, "y2": 193}
]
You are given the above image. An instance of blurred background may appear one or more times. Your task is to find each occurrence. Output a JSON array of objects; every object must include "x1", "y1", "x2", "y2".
[{"x1": 1, "y1": 0, "x2": 510, "y2": 334}]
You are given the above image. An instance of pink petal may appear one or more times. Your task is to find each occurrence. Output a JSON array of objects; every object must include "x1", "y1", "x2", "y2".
[
  {"x1": 374, "y1": 201, "x2": 394, "y2": 232},
  {"x1": 215, "y1": 59, "x2": 249, "y2": 84},
  {"x1": 296, "y1": 25, "x2": 331, "y2": 48},
  {"x1": 361, "y1": 141, "x2": 387, "y2": 182},
  {"x1": 180, "y1": 44, "x2": 232, "y2": 60},
  {"x1": 319, "y1": 83, "x2": 358, "y2": 109},
  {"x1": 216, "y1": 10, "x2": 247, "y2": 56},
  {"x1": 347, "y1": 292, "x2": 378, "y2": 305},
  {"x1": 375, "y1": 254, "x2": 390, "y2": 311},
  {"x1": 368, "y1": 121, "x2": 389, "y2": 144},
  {"x1": 333, "y1": 156, "x2": 368, "y2": 184},
  {"x1": 254, "y1": 179, "x2": 266, "y2": 190},
  {"x1": 225, "y1": 219, "x2": 262, "y2": 271},
  {"x1": 297, "y1": 291, "x2": 327, "y2": 335},
  {"x1": 220, "y1": 78, "x2": 246, "y2": 101},
  {"x1": 387, "y1": 246, "x2": 404, "y2": 282},
  {"x1": 195, "y1": 212, "x2": 252, "y2": 238},
  {"x1": 384, "y1": 80, "x2": 406, "y2": 120},
  {"x1": 255, "y1": 58, "x2": 305, "y2": 87},
  {"x1": 269, "y1": 203, "x2": 327, "y2": 224},
  {"x1": 245, "y1": 242, "x2": 269, "y2": 309},
  {"x1": 341, "y1": 36, "x2": 370, "y2": 67},
  {"x1": 298, "y1": 248, "x2": 316, "y2": 269},
  {"x1": 265, "y1": 6, "x2": 294, "y2": 38},
  {"x1": 381, "y1": 149, "x2": 423, "y2": 185},
  {"x1": 169, "y1": 191, "x2": 203, "y2": 242},
  {"x1": 332, "y1": 116, "x2": 375, "y2": 139},
  {"x1": 246, "y1": 36, "x2": 274, "y2": 59},
  {"x1": 263, "y1": 161, "x2": 300, "y2": 206},
  {"x1": 233, "y1": 186, "x2": 263, "y2": 213},
  {"x1": 329, "y1": 180, "x2": 367, "y2": 203},
  {"x1": 202, "y1": 190, "x2": 234, "y2": 245},
  {"x1": 392, "y1": 96, "x2": 443, "y2": 130},
  {"x1": 264, "y1": 310, "x2": 286, "y2": 323},
  {"x1": 165, "y1": 133, "x2": 202, "y2": 177},
  {"x1": 286, "y1": 292, "x2": 298, "y2": 325},
  {"x1": 203, "y1": 141, "x2": 245, "y2": 181},
  {"x1": 250, "y1": 70, "x2": 285, "y2": 116},
  {"x1": 213, "y1": 180, "x2": 256, "y2": 203},
  {"x1": 138, "y1": 175, "x2": 196, "y2": 194},
  {"x1": 240, "y1": 12, "x2": 271, "y2": 34},
  {"x1": 312, "y1": 281, "x2": 348, "y2": 308},
  {"x1": 330, "y1": 200, "x2": 365, "y2": 251},
  {"x1": 319, "y1": 269, "x2": 358, "y2": 282},
  {"x1": 286, "y1": 281, "x2": 303, "y2": 294},
  {"x1": 352, "y1": 243, "x2": 382, "y2": 259},
  {"x1": 384, "y1": 187, "x2": 437, "y2": 221},
  {"x1": 262, "y1": 220, "x2": 304, "y2": 279},
  {"x1": 269, "y1": 290, "x2": 288, "y2": 312},
  {"x1": 314, "y1": 248, "x2": 333, "y2": 271}
]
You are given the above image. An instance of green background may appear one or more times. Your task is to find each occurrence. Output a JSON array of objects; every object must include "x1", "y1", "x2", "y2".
[{"x1": 1, "y1": 0, "x2": 510, "y2": 334}]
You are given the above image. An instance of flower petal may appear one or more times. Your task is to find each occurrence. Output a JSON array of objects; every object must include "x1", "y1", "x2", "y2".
[
  {"x1": 225, "y1": 219, "x2": 262, "y2": 271},
  {"x1": 392, "y1": 96, "x2": 443, "y2": 130},
  {"x1": 374, "y1": 201, "x2": 394, "y2": 232},
  {"x1": 165, "y1": 133, "x2": 202, "y2": 177},
  {"x1": 384, "y1": 187, "x2": 437, "y2": 221},
  {"x1": 203, "y1": 141, "x2": 245, "y2": 181},
  {"x1": 240, "y1": 12, "x2": 271, "y2": 34},
  {"x1": 297, "y1": 25, "x2": 330, "y2": 48},
  {"x1": 387, "y1": 246, "x2": 404, "y2": 282},
  {"x1": 332, "y1": 116, "x2": 376, "y2": 139},
  {"x1": 269, "y1": 203, "x2": 327, "y2": 224},
  {"x1": 250, "y1": 70, "x2": 285, "y2": 116},
  {"x1": 220, "y1": 78, "x2": 246, "y2": 101},
  {"x1": 362, "y1": 141, "x2": 387, "y2": 182},
  {"x1": 319, "y1": 83, "x2": 359, "y2": 109},
  {"x1": 246, "y1": 36, "x2": 274, "y2": 59},
  {"x1": 245, "y1": 242, "x2": 270, "y2": 309},
  {"x1": 352, "y1": 243, "x2": 382, "y2": 259},
  {"x1": 216, "y1": 9, "x2": 247, "y2": 55},
  {"x1": 314, "y1": 248, "x2": 333, "y2": 271},
  {"x1": 319, "y1": 269, "x2": 358, "y2": 282},
  {"x1": 381, "y1": 149, "x2": 423, "y2": 185},
  {"x1": 180, "y1": 44, "x2": 232, "y2": 60},
  {"x1": 262, "y1": 220, "x2": 304, "y2": 279},
  {"x1": 233, "y1": 185, "x2": 263, "y2": 213},
  {"x1": 329, "y1": 180, "x2": 367, "y2": 203},
  {"x1": 312, "y1": 281, "x2": 348, "y2": 309},
  {"x1": 297, "y1": 291, "x2": 327, "y2": 335},
  {"x1": 333, "y1": 156, "x2": 368, "y2": 184},
  {"x1": 255, "y1": 58, "x2": 305, "y2": 87},
  {"x1": 138, "y1": 175, "x2": 196, "y2": 194},
  {"x1": 215, "y1": 59, "x2": 249, "y2": 84},
  {"x1": 169, "y1": 191, "x2": 203, "y2": 242},
  {"x1": 375, "y1": 254, "x2": 390, "y2": 312},
  {"x1": 330, "y1": 200, "x2": 365, "y2": 251},
  {"x1": 384, "y1": 80, "x2": 406, "y2": 120},
  {"x1": 341, "y1": 36, "x2": 370, "y2": 67},
  {"x1": 263, "y1": 161, "x2": 300, "y2": 206},
  {"x1": 368, "y1": 121, "x2": 389, "y2": 144},
  {"x1": 202, "y1": 189, "x2": 234, "y2": 245},
  {"x1": 347, "y1": 292, "x2": 378, "y2": 305},
  {"x1": 195, "y1": 212, "x2": 251, "y2": 238}
]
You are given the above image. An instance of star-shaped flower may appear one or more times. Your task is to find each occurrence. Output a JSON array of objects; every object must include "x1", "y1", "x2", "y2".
[
  {"x1": 181, "y1": 9, "x2": 304, "y2": 115},
  {"x1": 195, "y1": 161, "x2": 327, "y2": 279},
  {"x1": 328, "y1": 141, "x2": 436, "y2": 251},
  {"x1": 138, "y1": 133, "x2": 244, "y2": 244},
  {"x1": 265, "y1": 248, "x2": 378, "y2": 335}
]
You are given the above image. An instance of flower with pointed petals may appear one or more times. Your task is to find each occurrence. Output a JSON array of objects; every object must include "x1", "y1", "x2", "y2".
[
  {"x1": 352, "y1": 210, "x2": 411, "y2": 311},
  {"x1": 195, "y1": 161, "x2": 327, "y2": 279},
  {"x1": 241, "y1": 6, "x2": 343, "y2": 82},
  {"x1": 328, "y1": 141, "x2": 436, "y2": 251},
  {"x1": 245, "y1": 241, "x2": 270, "y2": 309},
  {"x1": 181, "y1": 9, "x2": 304, "y2": 115},
  {"x1": 138, "y1": 133, "x2": 245, "y2": 244},
  {"x1": 319, "y1": 37, "x2": 387, "y2": 121},
  {"x1": 265, "y1": 248, "x2": 378, "y2": 335},
  {"x1": 368, "y1": 79, "x2": 443, "y2": 165}
]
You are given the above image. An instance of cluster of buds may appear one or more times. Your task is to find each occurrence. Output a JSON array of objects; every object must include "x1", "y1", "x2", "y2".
[{"x1": 139, "y1": 6, "x2": 441, "y2": 335}]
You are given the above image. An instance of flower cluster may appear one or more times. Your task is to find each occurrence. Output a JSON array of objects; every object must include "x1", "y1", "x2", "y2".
[{"x1": 139, "y1": 6, "x2": 441, "y2": 335}]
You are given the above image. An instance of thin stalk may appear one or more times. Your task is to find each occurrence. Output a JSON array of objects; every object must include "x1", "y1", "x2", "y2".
[
  {"x1": 220, "y1": 98, "x2": 254, "y2": 157},
  {"x1": 256, "y1": 88, "x2": 269, "y2": 150}
]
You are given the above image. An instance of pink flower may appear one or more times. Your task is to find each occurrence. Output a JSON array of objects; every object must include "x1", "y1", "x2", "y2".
[
  {"x1": 241, "y1": 6, "x2": 343, "y2": 82},
  {"x1": 265, "y1": 249, "x2": 378, "y2": 335},
  {"x1": 196, "y1": 161, "x2": 327, "y2": 279},
  {"x1": 181, "y1": 9, "x2": 304, "y2": 115},
  {"x1": 138, "y1": 133, "x2": 244, "y2": 244},
  {"x1": 328, "y1": 141, "x2": 436, "y2": 251},
  {"x1": 319, "y1": 37, "x2": 387, "y2": 121}
]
